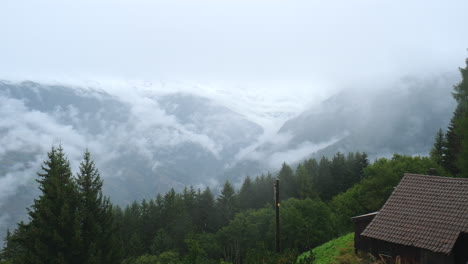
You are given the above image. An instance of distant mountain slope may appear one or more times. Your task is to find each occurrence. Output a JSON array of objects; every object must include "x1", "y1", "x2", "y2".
[
  {"x1": 0, "y1": 81, "x2": 264, "y2": 241},
  {"x1": 231, "y1": 74, "x2": 457, "y2": 170},
  {"x1": 279, "y1": 75, "x2": 456, "y2": 160}
]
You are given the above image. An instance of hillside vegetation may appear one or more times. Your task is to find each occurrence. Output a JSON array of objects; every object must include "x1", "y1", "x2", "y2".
[{"x1": 297, "y1": 233, "x2": 355, "y2": 264}]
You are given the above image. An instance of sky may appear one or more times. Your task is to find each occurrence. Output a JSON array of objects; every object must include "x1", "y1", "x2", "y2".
[{"x1": 1, "y1": 0, "x2": 467, "y2": 94}]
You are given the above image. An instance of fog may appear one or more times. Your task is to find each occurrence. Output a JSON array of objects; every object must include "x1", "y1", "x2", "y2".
[{"x1": 1, "y1": 0, "x2": 467, "y2": 90}]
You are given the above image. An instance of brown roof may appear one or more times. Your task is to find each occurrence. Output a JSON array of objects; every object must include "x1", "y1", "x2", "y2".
[{"x1": 361, "y1": 173, "x2": 468, "y2": 254}]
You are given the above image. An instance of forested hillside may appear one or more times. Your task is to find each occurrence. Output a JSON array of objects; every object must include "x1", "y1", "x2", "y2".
[
  {"x1": 0, "y1": 149, "x2": 445, "y2": 264},
  {"x1": 1, "y1": 59, "x2": 467, "y2": 263}
]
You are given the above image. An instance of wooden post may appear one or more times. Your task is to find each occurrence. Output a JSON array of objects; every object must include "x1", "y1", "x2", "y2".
[{"x1": 275, "y1": 179, "x2": 280, "y2": 253}]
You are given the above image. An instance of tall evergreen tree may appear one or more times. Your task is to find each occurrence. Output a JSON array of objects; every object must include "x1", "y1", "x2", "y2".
[
  {"x1": 216, "y1": 181, "x2": 238, "y2": 228},
  {"x1": 14, "y1": 146, "x2": 81, "y2": 264},
  {"x1": 345, "y1": 152, "x2": 369, "y2": 188},
  {"x1": 443, "y1": 115, "x2": 461, "y2": 175},
  {"x1": 182, "y1": 186, "x2": 197, "y2": 232},
  {"x1": 0, "y1": 230, "x2": 12, "y2": 261},
  {"x1": 76, "y1": 150, "x2": 122, "y2": 264},
  {"x1": 251, "y1": 173, "x2": 275, "y2": 209},
  {"x1": 453, "y1": 58, "x2": 468, "y2": 177},
  {"x1": 303, "y1": 158, "x2": 319, "y2": 186},
  {"x1": 278, "y1": 162, "x2": 296, "y2": 200},
  {"x1": 330, "y1": 152, "x2": 347, "y2": 195},
  {"x1": 317, "y1": 156, "x2": 333, "y2": 200},
  {"x1": 238, "y1": 176, "x2": 254, "y2": 210},
  {"x1": 296, "y1": 164, "x2": 316, "y2": 199},
  {"x1": 195, "y1": 187, "x2": 216, "y2": 233},
  {"x1": 356, "y1": 152, "x2": 370, "y2": 176},
  {"x1": 430, "y1": 128, "x2": 446, "y2": 166}
]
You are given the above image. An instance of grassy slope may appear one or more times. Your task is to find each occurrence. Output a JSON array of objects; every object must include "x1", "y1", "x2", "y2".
[{"x1": 296, "y1": 233, "x2": 365, "y2": 264}]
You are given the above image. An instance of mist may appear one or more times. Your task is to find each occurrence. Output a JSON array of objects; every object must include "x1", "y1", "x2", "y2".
[{"x1": 1, "y1": 0, "x2": 467, "y2": 88}]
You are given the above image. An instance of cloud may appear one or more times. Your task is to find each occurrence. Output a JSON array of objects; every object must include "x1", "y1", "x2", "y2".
[
  {"x1": 267, "y1": 137, "x2": 344, "y2": 169},
  {"x1": 1, "y1": 0, "x2": 467, "y2": 92},
  {"x1": 0, "y1": 96, "x2": 85, "y2": 161}
]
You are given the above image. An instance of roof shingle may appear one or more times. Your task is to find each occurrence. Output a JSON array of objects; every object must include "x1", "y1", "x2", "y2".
[{"x1": 361, "y1": 173, "x2": 468, "y2": 254}]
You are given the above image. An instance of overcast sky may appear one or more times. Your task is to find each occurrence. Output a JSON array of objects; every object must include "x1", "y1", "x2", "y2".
[{"x1": 1, "y1": 0, "x2": 467, "y2": 94}]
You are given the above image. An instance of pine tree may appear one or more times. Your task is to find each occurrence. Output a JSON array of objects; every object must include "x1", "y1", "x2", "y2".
[
  {"x1": 453, "y1": 58, "x2": 468, "y2": 104},
  {"x1": 330, "y1": 152, "x2": 347, "y2": 195},
  {"x1": 195, "y1": 187, "x2": 216, "y2": 232},
  {"x1": 443, "y1": 115, "x2": 461, "y2": 175},
  {"x1": 76, "y1": 150, "x2": 122, "y2": 264},
  {"x1": 1, "y1": 227, "x2": 29, "y2": 263},
  {"x1": 442, "y1": 58, "x2": 468, "y2": 177},
  {"x1": 457, "y1": 116, "x2": 468, "y2": 177},
  {"x1": 430, "y1": 128, "x2": 445, "y2": 166},
  {"x1": 278, "y1": 162, "x2": 296, "y2": 200},
  {"x1": 453, "y1": 58, "x2": 468, "y2": 177},
  {"x1": 216, "y1": 181, "x2": 238, "y2": 227},
  {"x1": 0, "y1": 230, "x2": 12, "y2": 261},
  {"x1": 303, "y1": 158, "x2": 319, "y2": 186},
  {"x1": 296, "y1": 164, "x2": 316, "y2": 199},
  {"x1": 183, "y1": 186, "x2": 197, "y2": 232},
  {"x1": 238, "y1": 176, "x2": 254, "y2": 210},
  {"x1": 14, "y1": 146, "x2": 81, "y2": 264},
  {"x1": 251, "y1": 173, "x2": 275, "y2": 209},
  {"x1": 345, "y1": 152, "x2": 369, "y2": 188},
  {"x1": 317, "y1": 156, "x2": 332, "y2": 200},
  {"x1": 356, "y1": 152, "x2": 369, "y2": 174}
]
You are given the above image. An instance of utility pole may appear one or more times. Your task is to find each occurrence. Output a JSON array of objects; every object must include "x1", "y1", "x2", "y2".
[{"x1": 274, "y1": 179, "x2": 280, "y2": 253}]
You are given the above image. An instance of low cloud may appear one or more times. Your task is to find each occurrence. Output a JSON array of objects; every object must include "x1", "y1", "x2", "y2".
[{"x1": 267, "y1": 137, "x2": 344, "y2": 169}]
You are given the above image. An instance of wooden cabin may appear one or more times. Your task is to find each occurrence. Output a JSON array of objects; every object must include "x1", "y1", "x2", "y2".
[{"x1": 353, "y1": 174, "x2": 468, "y2": 264}]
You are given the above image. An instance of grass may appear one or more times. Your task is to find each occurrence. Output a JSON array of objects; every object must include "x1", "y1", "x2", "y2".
[{"x1": 296, "y1": 233, "x2": 365, "y2": 264}]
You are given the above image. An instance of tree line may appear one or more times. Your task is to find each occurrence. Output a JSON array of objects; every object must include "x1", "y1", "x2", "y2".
[
  {"x1": 2, "y1": 145, "x2": 447, "y2": 264},
  {"x1": 0, "y1": 146, "x2": 369, "y2": 264}
]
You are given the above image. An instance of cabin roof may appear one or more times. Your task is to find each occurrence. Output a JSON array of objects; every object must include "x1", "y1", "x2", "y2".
[
  {"x1": 352, "y1": 212, "x2": 378, "y2": 220},
  {"x1": 361, "y1": 173, "x2": 468, "y2": 254}
]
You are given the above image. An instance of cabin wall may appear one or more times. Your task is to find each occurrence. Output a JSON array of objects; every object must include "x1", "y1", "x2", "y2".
[
  {"x1": 368, "y1": 239, "x2": 419, "y2": 264},
  {"x1": 454, "y1": 232, "x2": 468, "y2": 264},
  {"x1": 420, "y1": 249, "x2": 453, "y2": 264},
  {"x1": 353, "y1": 214, "x2": 376, "y2": 253},
  {"x1": 364, "y1": 239, "x2": 453, "y2": 264}
]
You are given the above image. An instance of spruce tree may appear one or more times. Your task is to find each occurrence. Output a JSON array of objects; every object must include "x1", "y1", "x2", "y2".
[
  {"x1": 195, "y1": 187, "x2": 215, "y2": 232},
  {"x1": 317, "y1": 156, "x2": 332, "y2": 200},
  {"x1": 296, "y1": 164, "x2": 316, "y2": 199},
  {"x1": 15, "y1": 146, "x2": 81, "y2": 264},
  {"x1": 216, "y1": 181, "x2": 237, "y2": 228},
  {"x1": 453, "y1": 58, "x2": 468, "y2": 177},
  {"x1": 238, "y1": 176, "x2": 254, "y2": 210},
  {"x1": 430, "y1": 128, "x2": 445, "y2": 166},
  {"x1": 443, "y1": 115, "x2": 461, "y2": 175},
  {"x1": 442, "y1": 58, "x2": 468, "y2": 177},
  {"x1": 0, "y1": 230, "x2": 12, "y2": 261},
  {"x1": 278, "y1": 162, "x2": 296, "y2": 200},
  {"x1": 352, "y1": 152, "x2": 369, "y2": 182},
  {"x1": 76, "y1": 150, "x2": 121, "y2": 264},
  {"x1": 330, "y1": 152, "x2": 347, "y2": 195}
]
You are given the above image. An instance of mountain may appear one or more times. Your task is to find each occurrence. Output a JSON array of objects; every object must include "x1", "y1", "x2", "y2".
[
  {"x1": 0, "y1": 80, "x2": 264, "y2": 241},
  {"x1": 272, "y1": 74, "x2": 457, "y2": 160},
  {"x1": 0, "y1": 73, "x2": 458, "y2": 243}
]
